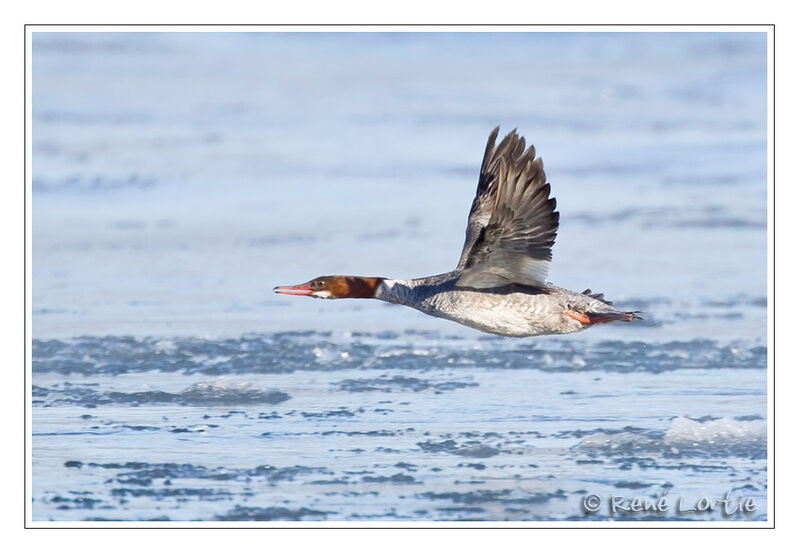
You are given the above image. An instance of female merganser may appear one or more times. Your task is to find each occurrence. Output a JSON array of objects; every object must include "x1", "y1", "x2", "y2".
[{"x1": 274, "y1": 128, "x2": 641, "y2": 337}]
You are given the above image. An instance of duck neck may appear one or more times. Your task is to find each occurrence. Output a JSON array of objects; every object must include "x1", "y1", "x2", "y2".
[
  {"x1": 374, "y1": 278, "x2": 415, "y2": 305},
  {"x1": 337, "y1": 276, "x2": 385, "y2": 299},
  {"x1": 375, "y1": 272, "x2": 460, "y2": 306}
]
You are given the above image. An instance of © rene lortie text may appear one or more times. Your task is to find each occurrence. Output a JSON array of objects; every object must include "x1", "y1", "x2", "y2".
[{"x1": 581, "y1": 492, "x2": 757, "y2": 517}]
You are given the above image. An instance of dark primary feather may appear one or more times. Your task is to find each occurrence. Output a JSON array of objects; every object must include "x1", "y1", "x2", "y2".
[
  {"x1": 455, "y1": 128, "x2": 560, "y2": 289},
  {"x1": 457, "y1": 127, "x2": 516, "y2": 268}
]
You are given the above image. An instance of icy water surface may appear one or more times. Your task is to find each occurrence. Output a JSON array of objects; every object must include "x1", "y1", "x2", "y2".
[{"x1": 31, "y1": 31, "x2": 769, "y2": 522}]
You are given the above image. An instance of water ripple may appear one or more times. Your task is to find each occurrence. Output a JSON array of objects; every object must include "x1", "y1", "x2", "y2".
[{"x1": 32, "y1": 333, "x2": 767, "y2": 376}]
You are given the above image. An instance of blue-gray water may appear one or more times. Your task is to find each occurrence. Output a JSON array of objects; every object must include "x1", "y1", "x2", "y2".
[{"x1": 31, "y1": 31, "x2": 768, "y2": 522}]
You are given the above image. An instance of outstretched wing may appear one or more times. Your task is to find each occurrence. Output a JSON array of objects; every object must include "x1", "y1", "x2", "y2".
[
  {"x1": 456, "y1": 128, "x2": 559, "y2": 289},
  {"x1": 457, "y1": 127, "x2": 516, "y2": 268}
]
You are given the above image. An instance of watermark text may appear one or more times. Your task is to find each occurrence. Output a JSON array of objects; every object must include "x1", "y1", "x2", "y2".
[{"x1": 581, "y1": 492, "x2": 757, "y2": 518}]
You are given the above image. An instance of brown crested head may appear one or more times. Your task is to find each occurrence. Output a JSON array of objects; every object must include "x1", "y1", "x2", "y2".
[{"x1": 273, "y1": 275, "x2": 384, "y2": 299}]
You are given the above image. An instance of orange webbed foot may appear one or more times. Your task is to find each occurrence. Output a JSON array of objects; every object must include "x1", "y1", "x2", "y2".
[{"x1": 565, "y1": 309, "x2": 591, "y2": 325}]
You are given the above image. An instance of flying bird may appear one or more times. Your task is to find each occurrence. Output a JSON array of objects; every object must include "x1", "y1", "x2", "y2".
[{"x1": 274, "y1": 128, "x2": 641, "y2": 337}]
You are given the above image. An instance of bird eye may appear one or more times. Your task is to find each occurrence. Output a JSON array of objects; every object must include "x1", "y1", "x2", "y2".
[{"x1": 311, "y1": 280, "x2": 324, "y2": 289}]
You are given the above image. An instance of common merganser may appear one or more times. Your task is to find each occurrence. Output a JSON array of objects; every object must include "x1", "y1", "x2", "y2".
[{"x1": 274, "y1": 128, "x2": 641, "y2": 337}]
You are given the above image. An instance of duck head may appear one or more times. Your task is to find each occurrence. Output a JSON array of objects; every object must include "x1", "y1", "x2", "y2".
[{"x1": 273, "y1": 275, "x2": 384, "y2": 299}]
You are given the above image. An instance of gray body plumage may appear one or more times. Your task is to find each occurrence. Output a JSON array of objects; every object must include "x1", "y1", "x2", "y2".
[{"x1": 376, "y1": 271, "x2": 621, "y2": 337}]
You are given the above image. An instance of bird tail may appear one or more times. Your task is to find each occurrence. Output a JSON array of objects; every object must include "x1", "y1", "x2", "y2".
[{"x1": 586, "y1": 311, "x2": 644, "y2": 324}]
